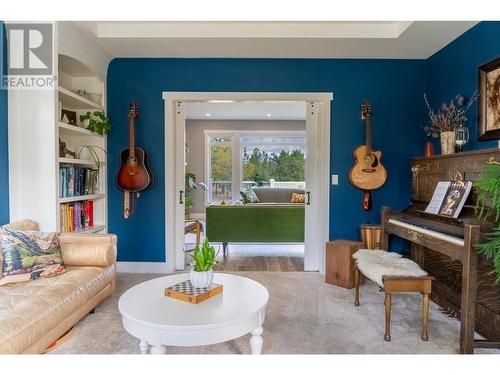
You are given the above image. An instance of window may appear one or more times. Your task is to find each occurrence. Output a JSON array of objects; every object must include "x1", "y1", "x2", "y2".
[
  {"x1": 208, "y1": 135, "x2": 233, "y2": 203},
  {"x1": 241, "y1": 134, "x2": 306, "y2": 189},
  {"x1": 206, "y1": 131, "x2": 306, "y2": 203}
]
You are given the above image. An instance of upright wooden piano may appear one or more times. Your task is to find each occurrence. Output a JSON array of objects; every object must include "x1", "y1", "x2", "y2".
[{"x1": 381, "y1": 149, "x2": 500, "y2": 354}]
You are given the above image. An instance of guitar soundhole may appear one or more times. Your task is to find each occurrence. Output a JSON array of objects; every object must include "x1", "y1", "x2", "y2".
[{"x1": 127, "y1": 157, "x2": 137, "y2": 167}]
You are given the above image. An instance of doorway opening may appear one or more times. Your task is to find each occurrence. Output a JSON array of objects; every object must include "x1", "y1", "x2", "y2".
[
  {"x1": 185, "y1": 102, "x2": 307, "y2": 271},
  {"x1": 163, "y1": 92, "x2": 333, "y2": 274}
]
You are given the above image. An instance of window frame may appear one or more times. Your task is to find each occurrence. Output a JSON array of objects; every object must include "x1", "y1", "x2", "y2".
[{"x1": 204, "y1": 129, "x2": 306, "y2": 204}]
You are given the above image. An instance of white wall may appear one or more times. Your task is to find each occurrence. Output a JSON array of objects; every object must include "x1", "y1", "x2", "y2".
[{"x1": 186, "y1": 119, "x2": 306, "y2": 214}]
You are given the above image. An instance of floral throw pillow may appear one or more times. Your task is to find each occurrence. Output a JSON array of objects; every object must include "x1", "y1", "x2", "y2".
[
  {"x1": 0, "y1": 229, "x2": 65, "y2": 286},
  {"x1": 291, "y1": 192, "x2": 306, "y2": 204},
  {"x1": 240, "y1": 189, "x2": 260, "y2": 204}
]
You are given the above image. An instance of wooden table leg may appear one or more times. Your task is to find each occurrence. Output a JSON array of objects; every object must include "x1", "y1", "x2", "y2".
[
  {"x1": 422, "y1": 293, "x2": 429, "y2": 341},
  {"x1": 195, "y1": 221, "x2": 201, "y2": 248},
  {"x1": 384, "y1": 292, "x2": 392, "y2": 342}
]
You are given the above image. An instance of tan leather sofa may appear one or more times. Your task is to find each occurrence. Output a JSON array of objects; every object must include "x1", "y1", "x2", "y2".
[{"x1": 0, "y1": 219, "x2": 117, "y2": 354}]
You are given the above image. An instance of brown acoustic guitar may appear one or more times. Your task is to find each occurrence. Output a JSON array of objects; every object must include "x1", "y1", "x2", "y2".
[
  {"x1": 348, "y1": 101, "x2": 387, "y2": 211},
  {"x1": 116, "y1": 101, "x2": 153, "y2": 192}
]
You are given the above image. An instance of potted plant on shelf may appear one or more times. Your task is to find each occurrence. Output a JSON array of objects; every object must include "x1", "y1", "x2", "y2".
[
  {"x1": 423, "y1": 92, "x2": 478, "y2": 155},
  {"x1": 185, "y1": 172, "x2": 208, "y2": 219},
  {"x1": 77, "y1": 145, "x2": 107, "y2": 168},
  {"x1": 475, "y1": 161, "x2": 500, "y2": 283},
  {"x1": 185, "y1": 238, "x2": 219, "y2": 288},
  {"x1": 80, "y1": 111, "x2": 112, "y2": 136}
]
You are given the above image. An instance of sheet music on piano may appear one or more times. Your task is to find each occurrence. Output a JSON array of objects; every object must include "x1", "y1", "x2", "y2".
[{"x1": 424, "y1": 181, "x2": 473, "y2": 219}]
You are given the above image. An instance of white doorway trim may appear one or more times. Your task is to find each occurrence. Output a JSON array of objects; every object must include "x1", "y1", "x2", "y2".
[{"x1": 163, "y1": 92, "x2": 333, "y2": 274}]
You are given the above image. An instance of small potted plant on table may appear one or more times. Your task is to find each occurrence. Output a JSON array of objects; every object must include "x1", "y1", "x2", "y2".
[{"x1": 186, "y1": 238, "x2": 219, "y2": 288}]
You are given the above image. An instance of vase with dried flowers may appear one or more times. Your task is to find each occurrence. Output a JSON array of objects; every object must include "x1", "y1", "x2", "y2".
[{"x1": 423, "y1": 92, "x2": 478, "y2": 155}]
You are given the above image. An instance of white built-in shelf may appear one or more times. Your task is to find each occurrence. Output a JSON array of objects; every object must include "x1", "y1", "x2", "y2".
[
  {"x1": 58, "y1": 122, "x2": 102, "y2": 138},
  {"x1": 75, "y1": 225, "x2": 105, "y2": 233},
  {"x1": 58, "y1": 157, "x2": 104, "y2": 167},
  {"x1": 59, "y1": 194, "x2": 105, "y2": 203},
  {"x1": 58, "y1": 86, "x2": 103, "y2": 110}
]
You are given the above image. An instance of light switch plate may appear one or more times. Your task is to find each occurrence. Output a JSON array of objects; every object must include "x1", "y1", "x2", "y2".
[{"x1": 331, "y1": 174, "x2": 339, "y2": 185}]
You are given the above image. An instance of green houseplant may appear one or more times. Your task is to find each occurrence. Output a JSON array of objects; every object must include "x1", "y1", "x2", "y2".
[
  {"x1": 185, "y1": 238, "x2": 219, "y2": 288},
  {"x1": 80, "y1": 111, "x2": 112, "y2": 136},
  {"x1": 77, "y1": 145, "x2": 107, "y2": 168},
  {"x1": 475, "y1": 161, "x2": 500, "y2": 282}
]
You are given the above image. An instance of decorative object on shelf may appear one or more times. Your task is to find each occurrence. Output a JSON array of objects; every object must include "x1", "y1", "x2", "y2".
[
  {"x1": 185, "y1": 172, "x2": 208, "y2": 219},
  {"x1": 475, "y1": 160, "x2": 500, "y2": 282},
  {"x1": 165, "y1": 280, "x2": 223, "y2": 304},
  {"x1": 116, "y1": 102, "x2": 153, "y2": 219},
  {"x1": 454, "y1": 123, "x2": 470, "y2": 152},
  {"x1": 423, "y1": 92, "x2": 478, "y2": 155},
  {"x1": 87, "y1": 92, "x2": 103, "y2": 106},
  {"x1": 440, "y1": 131, "x2": 456, "y2": 155},
  {"x1": 348, "y1": 100, "x2": 387, "y2": 211},
  {"x1": 185, "y1": 238, "x2": 219, "y2": 288},
  {"x1": 61, "y1": 109, "x2": 77, "y2": 125},
  {"x1": 76, "y1": 145, "x2": 106, "y2": 168},
  {"x1": 478, "y1": 56, "x2": 500, "y2": 141},
  {"x1": 422, "y1": 124, "x2": 439, "y2": 157},
  {"x1": 79, "y1": 111, "x2": 112, "y2": 136},
  {"x1": 75, "y1": 89, "x2": 89, "y2": 99},
  {"x1": 59, "y1": 138, "x2": 75, "y2": 158}
]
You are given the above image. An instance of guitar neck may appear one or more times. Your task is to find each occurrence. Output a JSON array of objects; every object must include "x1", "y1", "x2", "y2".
[
  {"x1": 128, "y1": 117, "x2": 136, "y2": 158},
  {"x1": 365, "y1": 115, "x2": 372, "y2": 155}
]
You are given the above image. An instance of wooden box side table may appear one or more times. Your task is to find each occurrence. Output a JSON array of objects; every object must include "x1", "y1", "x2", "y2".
[{"x1": 325, "y1": 240, "x2": 364, "y2": 289}]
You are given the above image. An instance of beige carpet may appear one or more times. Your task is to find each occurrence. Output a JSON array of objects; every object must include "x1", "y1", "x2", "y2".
[{"x1": 51, "y1": 272, "x2": 499, "y2": 354}]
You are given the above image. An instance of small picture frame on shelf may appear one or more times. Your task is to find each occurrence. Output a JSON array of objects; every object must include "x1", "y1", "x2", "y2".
[
  {"x1": 478, "y1": 56, "x2": 500, "y2": 141},
  {"x1": 61, "y1": 109, "x2": 77, "y2": 126}
]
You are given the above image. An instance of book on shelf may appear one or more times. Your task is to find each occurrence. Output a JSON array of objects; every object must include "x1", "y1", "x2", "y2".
[
  {"x1": 60, "y1": 200, "x2": 94, "y2": 232},
  {"x1": 59, "y1": 166, "x2": 99, "y2": 198},
  {"x1": 424, "y1": 181, "x2": 473, "y2": 219}
]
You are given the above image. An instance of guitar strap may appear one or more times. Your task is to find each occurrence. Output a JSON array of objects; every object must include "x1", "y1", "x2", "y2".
[
  {"x1": 123, "y1": 190, "x2": 141, "y2": 219},
  {"x1": 124, "y1": 191, "x2": 131, "y2": 219}
]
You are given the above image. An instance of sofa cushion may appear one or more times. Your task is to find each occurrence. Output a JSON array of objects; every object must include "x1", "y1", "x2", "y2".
[
  {"x1": 0, "y1": 265, "x2": 114, "y2": 354},
  {"x1": 0, "y1": 229, "x2": 65, "y2": 286},
  {"x1": 291, "y1": 192, "x2": 306, "y2": 203},
  {"x1": 240, "y1": 188, "x2": 260, "y2": 204},
  {"x1": 253, "y1": 187, "x2": 305, "y2": 203},
  {"x1": 0, "y1": 220, "x2": 40, "y2": 281}
]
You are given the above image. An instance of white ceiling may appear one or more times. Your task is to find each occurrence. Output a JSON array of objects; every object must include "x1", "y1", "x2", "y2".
[
  {"x1": 185, "y1": 101, "x2": 306, "y2": 120},
  {"x1": 74, "y1": 21, "x2": 478, "y2": 59}
]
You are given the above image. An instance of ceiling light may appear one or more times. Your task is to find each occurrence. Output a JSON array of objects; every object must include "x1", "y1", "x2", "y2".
[
  {"x1": 205, "y1": 113, "x2": 211, "y2": 117},
  {"x1": 266, "y1": 114, "x2": 272, "y2": 117}
]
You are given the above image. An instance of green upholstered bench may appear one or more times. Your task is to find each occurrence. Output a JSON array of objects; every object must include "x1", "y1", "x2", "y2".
[{"x1": 205, "y1": 204, "x2": 304, "y2": 256}]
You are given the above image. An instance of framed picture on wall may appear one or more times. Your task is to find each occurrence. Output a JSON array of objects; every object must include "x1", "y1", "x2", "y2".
[{"x1": 478, "y1": 56, "x2": 500, "y2": 140}]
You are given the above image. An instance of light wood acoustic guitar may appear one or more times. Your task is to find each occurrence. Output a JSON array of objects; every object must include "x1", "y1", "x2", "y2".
[{"x1": 348, "y1": 101, "x2": 387, "y2": 211}]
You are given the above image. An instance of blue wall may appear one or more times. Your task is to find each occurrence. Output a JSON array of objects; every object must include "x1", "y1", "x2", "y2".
[
  {"x1": 426, "y1": 21, "x2": 500, "y2": 151},
  {"x1": 0, "y1": 22, "x2": 8, "y2": 225},
  {"x1": 107, "y1": 59, "x2": 427, "y2": 262}
]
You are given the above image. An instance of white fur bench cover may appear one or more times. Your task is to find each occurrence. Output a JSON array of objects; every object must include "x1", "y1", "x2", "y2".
[{"x1": 352, "y1": 249, "x2": 428, "y2": 287}]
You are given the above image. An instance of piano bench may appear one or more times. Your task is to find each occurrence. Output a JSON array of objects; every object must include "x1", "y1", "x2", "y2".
[{"x1": 352, "y1": 249, "x2": 434, "y2": 342}]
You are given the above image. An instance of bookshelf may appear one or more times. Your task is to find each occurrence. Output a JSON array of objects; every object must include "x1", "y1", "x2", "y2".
[
  {"x1": 7, "y1": 22, "x2": 112, "y2": 233},
  {"x1": 57, "y1": 54, "x2": 107, "y2": 233}
]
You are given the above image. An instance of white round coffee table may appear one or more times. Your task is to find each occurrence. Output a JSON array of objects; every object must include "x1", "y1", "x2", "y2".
[{"x1": 118, "y1": 273, "x2": 269, "y2": 354}]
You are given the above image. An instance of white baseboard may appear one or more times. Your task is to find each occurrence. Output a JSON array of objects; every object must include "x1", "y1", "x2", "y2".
[{"x1": 116, "y1": 261, "x2": 169, "y2": 274}]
